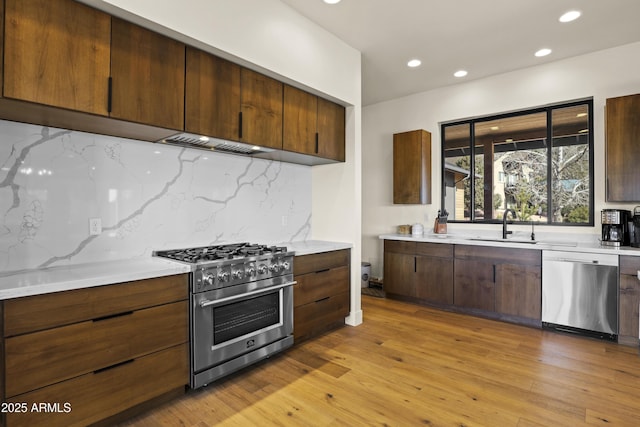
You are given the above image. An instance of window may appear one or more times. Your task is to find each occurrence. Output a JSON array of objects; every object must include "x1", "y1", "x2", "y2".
[{"x1": 441, "y1": 99, "x2": 593, "y2": 225}]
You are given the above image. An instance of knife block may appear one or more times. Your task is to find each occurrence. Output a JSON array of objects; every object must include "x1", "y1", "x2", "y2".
[{"x1": 433, "y1": 218, "x2": 447, "y2": 234}]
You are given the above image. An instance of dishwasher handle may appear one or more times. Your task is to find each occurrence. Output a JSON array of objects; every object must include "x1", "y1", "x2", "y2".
[{"x1": 550, "y1": 258, "x2": 602, "y2": 264}]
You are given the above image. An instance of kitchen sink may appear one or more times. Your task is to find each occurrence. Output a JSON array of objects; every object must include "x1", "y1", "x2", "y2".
[{"x1": 468, "y1": 237, "x2": 538, "y2": 244}]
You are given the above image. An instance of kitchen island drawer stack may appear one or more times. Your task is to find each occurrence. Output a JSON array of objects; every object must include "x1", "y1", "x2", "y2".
[
  {"x1": 1, "y1": 274, "x2": 189, "y2": 427},
  {"x1": 293, "y1": 249, "x2": 351, "y2": 342},
  {"x1": 619, "y1": 256, "x2": 640, "y2": 346}
]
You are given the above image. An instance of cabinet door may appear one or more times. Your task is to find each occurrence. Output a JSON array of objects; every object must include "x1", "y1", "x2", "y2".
[
  {"x1": 384, "y1": 252, "x2": 417, "y2": 298},
  {"x1": 454, "y1": 259, "x2": 495, "y2": 311},
  {"x1": 317, "y1": 97, "x2": 346, "y2": 161},
  {"x1": 495, "y1": 263, "x2": 541, "y2": 320},
  {"x1": 619, "y1": 274, "x2": 640, "y2": 338},
  {"x1": 393, "y1": 130, "x2": 431, "y2": 204},
  {"x1": 110, "y1": 18, "x2": 185, "y2": 130},
  {"x1": 185, "y1": 47, "x2": 241, "y2": 141},
  {"x1": 283, "y1": 85, "x2": 317, "y2": 155},
  {"x1": 3, "y1": 0, "x2": 111, "y2": 115},
  {"x1": 415, "y1": 256, "x2": 453, "y2": 304},
  {"x1": 240, "y1": 68, "x2": 283, "y2": 149},
  {"x1": 606, "y1": 94, "x2": 640, "y2": 201}
]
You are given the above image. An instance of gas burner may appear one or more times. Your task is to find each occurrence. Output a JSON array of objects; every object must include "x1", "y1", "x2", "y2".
[{"x1": 154, "y1": 242, "x2": 290, "y2": 265}]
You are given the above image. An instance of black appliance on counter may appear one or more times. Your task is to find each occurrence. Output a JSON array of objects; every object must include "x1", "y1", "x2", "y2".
[
  {"x1": 601, "y1": 209, "x2": 631, "y2": 247},
  {"x1": 630, "y1": 207, "x2": 640, "y2": 248},
  {"x1": 154, "y1": 243, "x2": 295, "y2": 389}
]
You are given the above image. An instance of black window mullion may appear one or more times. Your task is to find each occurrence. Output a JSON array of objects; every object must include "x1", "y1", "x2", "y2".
[{"x1": 546, "y1": 108, "x2": 553, "y2": 225}]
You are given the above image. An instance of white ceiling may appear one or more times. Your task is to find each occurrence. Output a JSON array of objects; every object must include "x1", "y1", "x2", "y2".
[{"x1": 279, "y1": 0, "x2": 640, "y2": 106}]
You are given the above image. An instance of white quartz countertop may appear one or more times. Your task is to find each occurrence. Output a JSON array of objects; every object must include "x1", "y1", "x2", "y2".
[
  {"x1": 0, "y1": 240, "x2": 352, "y2": 300},
  {"x1": 0, "y1": 258, "x2": 191, "y2": 300},
  {"x1": 379, "y1": 233, "x2": 640, "y2": 257}
]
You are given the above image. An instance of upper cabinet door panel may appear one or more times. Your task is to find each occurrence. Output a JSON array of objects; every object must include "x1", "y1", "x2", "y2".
[
  {"x1": 185, "y1": 47, "x2": 241, "y2": 141},
  {"x1": 110, "y1": 18, "x2": 185, "y2": 130},
  {"x1": 317, "y1": 97, "x2": 346, "y2": 161},
  {"x1": 240, "y1": 68, "x2": 283, "y2": 149},
  {"x1": 606, "y1": 93, "x2": 640, "y2": 202},
  {"x1": 283, "y1": 85, "x2": 317, "y2": 155},
  {"x1": 3, "y1": 0, "x2": 111, "y2": 115},
  {"x1": 393, "y1": 129, "x2": 432, "y2": 204}
]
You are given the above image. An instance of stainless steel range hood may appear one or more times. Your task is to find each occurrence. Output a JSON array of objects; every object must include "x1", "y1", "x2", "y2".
[
  {"x1": 156, "y1": 132, "x2": 340, "y2": 166},
  {"x1": 157, "y1": 132, "x2": 275, "y2": 156}
]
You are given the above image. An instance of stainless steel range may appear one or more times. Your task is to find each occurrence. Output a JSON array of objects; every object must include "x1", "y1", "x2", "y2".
[{"x1": 154, "y1": 243, "x2": 295, "y2": 388}]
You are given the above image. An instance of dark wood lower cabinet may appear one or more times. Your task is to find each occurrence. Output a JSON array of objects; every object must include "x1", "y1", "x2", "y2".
[
  {"x1": 384, "y1": 240, "x2": 541, "y2": 327},
  {"x1": 1, "y1": 274, "x2": 189, "y2": 427},
  {"x1": 619, "y1": 256, "x2": 640, "y2": 346},
  {"x1": 293, "y1": 249, "x2": 351, "y2": 342}
]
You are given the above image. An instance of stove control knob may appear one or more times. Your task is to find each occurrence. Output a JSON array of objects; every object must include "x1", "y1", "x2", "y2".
[
  {"x1": 232, "y1": 269, "x2": 245, "y2": 280},
  {"x1": 257, "y1": 264, "x2": 268, "y2": 274},
  {"x1": 281, "y1": 261, "x2": 290, "y2": 271},
  {"x1": 218, "y1": 271, "x2": 230, "y2": 282},
  {"x1": 269, "y1": 263, "x2": 279, "y2": 273},
  {"x1": 203, "y1": 273, "x2": 215, "y2": 286},
  {"x1": 247, "y1": 266, "x2": 256, "y2": 277}
]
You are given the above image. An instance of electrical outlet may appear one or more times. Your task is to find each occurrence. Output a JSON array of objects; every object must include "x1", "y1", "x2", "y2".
[{"x1": 89, "y1": 218, "x2": 102, "y2": 235}]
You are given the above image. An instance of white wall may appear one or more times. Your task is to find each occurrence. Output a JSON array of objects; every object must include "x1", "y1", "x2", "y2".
[
  {"x1": 362, "y1": 41, "x2": 640, "y2": 278},
  {"x1": 81, "y1": 0, "x2": 364, "y2": 324}
]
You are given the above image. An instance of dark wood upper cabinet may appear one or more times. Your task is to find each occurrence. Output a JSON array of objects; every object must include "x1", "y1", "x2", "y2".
[
  {"x1": 240, "y1": 68, "x2": 283, "y2": 150},
  {"x1": 283, "y1": 85, "x2": 346, "y2": 162},
  {"x1": 317, "y1": 97, "x2": 346, "y2": 161},
  {"x1": 110, "y1": 18, "x2": 185, "y2": 130},
  {"x1": 185, "y1": 47, "x2": 241, "y2": 141},
  {"x1": 606, "y1": 93, "x2": 640, "y2": 202},
  {"x1": 283, "y1": 85, "x2": 318, "y2": 155},
  {"x1": 393, "y1": 129, "x2": 432, "y2": 204},
  {"x1": 3, "y1": 0, "x2": 111, "y2": 115}
]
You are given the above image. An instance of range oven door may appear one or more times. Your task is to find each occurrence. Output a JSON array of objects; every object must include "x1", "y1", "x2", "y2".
[{"x1": 191, "y1": 279, "x2": 294, "y2": 388}]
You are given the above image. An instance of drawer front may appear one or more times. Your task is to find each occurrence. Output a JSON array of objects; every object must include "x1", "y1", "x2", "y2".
[
  {"x1": 415, "y1": 242, "x2": 453, "y2": 258},
  {"x1": 294, "y1": 265, "x2": 349, "y2": 307},
  {"x1": 620, "y1": 255, "x2": 640, "y2": 275},
  {"x1": 6, "y1": 344, "x2": 188, "y2": 427},
  {"x1": 383, "y1": 240, "x2": 416, "y2": 256},
  {"x1": 4, "y1": 274, "x2": 188, "y2": 336},
  {"x1": 455, "y1": 245, "x2": 541, "y2": 266},
  {"x1": 5, "y1": 301, "x2": 188, "y2": 398},
  {"x1": 294, "y1": 249, "x2": 350, "y2": 276},
  {"x1": 294, "y1": 291, "x2": 349, "y2": 341}
]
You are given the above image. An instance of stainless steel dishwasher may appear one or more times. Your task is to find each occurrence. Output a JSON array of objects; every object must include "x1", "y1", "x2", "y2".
[{"x1": 542, "y1": 250, "x2": 618, "y2": 341}]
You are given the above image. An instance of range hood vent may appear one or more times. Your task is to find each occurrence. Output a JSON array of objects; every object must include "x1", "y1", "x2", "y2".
[{"x1": 158, "y1": 132, "x2": 274, "y2": 155}]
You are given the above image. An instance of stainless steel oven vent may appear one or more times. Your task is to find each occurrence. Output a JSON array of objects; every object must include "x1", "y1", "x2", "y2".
[{"x1": 159, "y1": 132, "x2": 274, "y2": 155}]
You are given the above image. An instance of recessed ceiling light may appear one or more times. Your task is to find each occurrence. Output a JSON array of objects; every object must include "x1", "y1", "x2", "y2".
[
  {"x1": 579, "y1": 129, "x2": 589, "y2": 133},
  {"x1": 559, "y1": 10, "x2": 581, "y2": 23},
  {"x1": 490, "y1": 126, "x2": 499, "y2": 131},
  {"x1": 535, "y1": 48, "x2": 552, "y2": 57},
  {"x1": 454, "y1": 70, "x2": 468, "y2": 78},
  {"x1": 576, "y1": 112, "x2": 588, "y2": 117},
  {"x1": 323, "y1": 0, "x2": 341, "y2": 4},
  {"x1": 407, "y1": 59, "x2": 422, "y2": 68}
]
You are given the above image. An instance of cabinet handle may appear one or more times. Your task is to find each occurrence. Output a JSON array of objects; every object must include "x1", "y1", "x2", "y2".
[
  {"x1": 492, "y1": 264, "x2": 496, "y2": 283},
  {"x1": 107, "y1": 77, "x2": 113, "y2": 113},
  {"x1": 94, "y1": 359, "x2": 134, "y2": 374},
  {"x1": 315, "y1": 132, "x2": 319, "y2": 153},
  {"x1": 238, "y1": 112, "x2": 243, "y2": 139},
  {"x1": 414, "y1": 257, "x2": 417, "y2": 273},
  {"x1": 93, "y1": 311, "x2": 133, "y2": 322}
]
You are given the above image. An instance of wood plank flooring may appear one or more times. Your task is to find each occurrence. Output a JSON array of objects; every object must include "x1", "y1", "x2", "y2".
[{"x1": 119, "y1": 296, "x2": 640, "y2": 426}]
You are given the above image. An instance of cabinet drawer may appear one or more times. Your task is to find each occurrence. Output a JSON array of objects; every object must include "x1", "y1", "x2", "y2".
[
  {"x1": 416, "y1": 242, "x2": 453, "y2": 258},
  {"x1": 5, "y1": 344, "x2": 188, "y2": 427},
  {"x1": 455, "y1": 245, "x2": 541, "y2": 266},
  {"x1": 384, "y1": 240, "x2": 416, "y2": 256},
  {"x1": 5, "y1": 301, "x2": 188, "y2": 398},
  {"x1": 294, "y1": 291, "x2": 349, "y2": 341},
  {"x1": 294, "y1": 265, "x2": 349, "y2": 307},
  {"x1": 294, "y1": 249, "x2": 350, "y2": 276},
  {"x1": 620, "y1": 255, "x2": 640, "y2": 275},
  {"x1": 4, "y1": 274, "x2": 188, "y2": 336}
]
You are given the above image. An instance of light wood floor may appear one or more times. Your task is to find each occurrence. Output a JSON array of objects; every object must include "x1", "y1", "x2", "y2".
[{"x1": 120, "y1": 296, "x2": 640, "y2": 426}]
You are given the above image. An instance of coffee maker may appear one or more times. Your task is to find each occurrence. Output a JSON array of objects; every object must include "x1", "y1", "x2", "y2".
[
  {"x1": 630, "y1": 207, "x2": 640, "y2": 248},
  {"x1": 601, "y1": 209, "x2": 631, "y2": 246}
]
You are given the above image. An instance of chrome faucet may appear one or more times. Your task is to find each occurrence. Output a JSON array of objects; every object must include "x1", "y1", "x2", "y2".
[{"x1": 502, "y1": 209, "x2": 517, "y2": 239}]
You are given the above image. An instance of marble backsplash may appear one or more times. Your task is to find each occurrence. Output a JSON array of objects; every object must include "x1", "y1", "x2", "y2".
[{"x1": 0, "y1": 120, "x2": 311, "y2": 273}]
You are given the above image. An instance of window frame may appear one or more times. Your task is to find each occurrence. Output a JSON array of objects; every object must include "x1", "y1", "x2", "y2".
[{"x1": 440, "y1": 98, "x2": 594, "y2": 226}]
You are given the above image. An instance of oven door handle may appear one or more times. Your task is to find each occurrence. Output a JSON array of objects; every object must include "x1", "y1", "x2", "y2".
[{"x1": 199, "y1": 281, "x2": 296, "y2": 308}]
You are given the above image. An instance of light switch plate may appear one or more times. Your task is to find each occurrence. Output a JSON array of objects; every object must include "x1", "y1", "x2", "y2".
[{"x1": 89, "y1": 218, "x2": 102, "y2": 235}]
